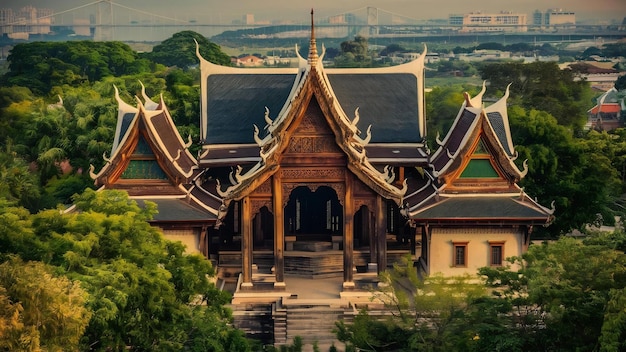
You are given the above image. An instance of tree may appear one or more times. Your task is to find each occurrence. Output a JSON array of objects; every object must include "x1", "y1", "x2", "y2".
[
  {"x1": 38, "y1": 189, "x2": 250, "y2": 350},
  {"x1": 335, "y1": 257, "x2": 487, "y2": 351},
  {"x1": 3, "y1": 41, "x2": 148, "y2": 94},
  {"x1": 143, "y1": 31, "x2": 231, "y2": 68},
  {"x1": 0, "y1": 147, "x2": 40, "y2": 210},
  {"x1": 615, "y1": 74, "x2": 626, "y2": 91},
  {"x1": 0, "y1": 257, "x2": 91, "y2": 352},
  {"x1": 334, "y1": 35, "x2": 371, "y2": 68},
  {"x1": 0, "y1": 189, "x2": 251, "y2": 351},
  {"x1": 511, "y1": 107, "x2": 621, "y2": 236},
  {"x1": 480, "y1": 233, "x2": 626, "y2": 351},
  {"x1": 479, "y1": 61, "x2": 592, "y2": 130}
]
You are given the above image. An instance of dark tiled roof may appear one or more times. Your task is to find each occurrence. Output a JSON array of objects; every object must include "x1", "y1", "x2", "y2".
[
  {"x1": 431, "y1": 109, "x2": 477, "y2": 171},
  {"x1": 113, "y1": 112, "x2": 136, "y2": 151},
  {"x1": 412, "y1": 197, "x2": 550, "y2": 221},
  {"x1": 486, "y1": 111, "x2": 513, "y2": 156},
  {"x1": 205, "y1": 74, "x2": 296, "y2": 144},
  {"x1": 366, "y1": 145, "x2": 428, "y2": 164},
  {"x1": 198, "y1": 145, "x2": 261, "y2": 166},
  {"x1": 119, "y1": 112, "x2": 135, "y2": 139},
  {"x1": 327, "y1": 73, "x2": 421, "y2": 143},
  {"x1": 150, "y1": 112, "x2": 196, "y2": 171},
  {"x1": 404, "y1": 176, "x2": 437, "y2": 210},
  {"x1": 135, "y1": 198, "x2": 216, "y2": 222}
]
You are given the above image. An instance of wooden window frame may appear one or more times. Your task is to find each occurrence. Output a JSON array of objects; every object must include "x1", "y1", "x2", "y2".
[
  {"x1": 452, "y1": 241, "x2": 469, "y2": 268},
  {"x1": 489, "y1": 241, "x2": 505, "y2": 267}
]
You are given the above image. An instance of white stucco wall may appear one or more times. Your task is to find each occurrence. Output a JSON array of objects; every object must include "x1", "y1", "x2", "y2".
[
  {"x1": 429, "y1": 227, "x2": 523, "y2": 276},
  {"x1": 162, "y1": 228, "x2": 201, "y2": 254}
]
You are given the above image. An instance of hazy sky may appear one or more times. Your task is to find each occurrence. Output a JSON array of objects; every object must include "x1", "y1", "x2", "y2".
[{"x1": 3, "y1": 0, "x2": 625, "y2": 23}]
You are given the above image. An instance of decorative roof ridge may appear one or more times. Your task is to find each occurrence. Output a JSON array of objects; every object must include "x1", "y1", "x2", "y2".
[
  {"x1": 430, "y1": 104, "x2": 483, "y2": 174},
  {"x1": 308, "y1": 8, "x2": 318, "y2": 66},
  {"x1": 139, "y1": 104, "x2": 195, "y2": 180},
  {"x1": 483, "y1": 83, "x2": 515, "y2": 156},
  {"x1": 194, "y1": 39, "x2": 298, "y2": 75},
  {"x1": 469, "y1": 81, "x2": 486, "y2": 107},
  {"x1": 442, "y1": 192, "x2": 524, "y2": 198},
  {"x1": 263, "y1": 59, "x2": 311, "y2": 139},
  {"x1": 515, "y1": 191, "x2": 556, "y2": 216},
  {"x1": 111, "y1": 85, "x2": 139, "y2": 153},
  {"x1": 91, "y1": 91, "x2": 141, "y2": 181},
  {"x1": 139, "y1": 81, "x2": 159, "y2": 110},
  {"x1": 301, "y1": 67, "x2": 407, "y2": 203},
  {"x1": 324, "y1": 45, "x2": 426, "y2": 75},
  {"x1": 430, "y1": 97, "x2": 482, "y2": 161}
]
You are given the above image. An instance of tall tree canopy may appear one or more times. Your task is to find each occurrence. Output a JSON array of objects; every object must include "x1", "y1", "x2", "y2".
[
  {"x1": 2, "y1": 41, "x2": 150, "y2": 94},
  {"x1": 0, "y1": 190, "x2": 251, "y2": 351},
  {"x1": 479, "y1": 61, "x2": 593, "y2": 130},
  {"x1": 143, "y1": 30, "x2": 231, "y2": 68}
]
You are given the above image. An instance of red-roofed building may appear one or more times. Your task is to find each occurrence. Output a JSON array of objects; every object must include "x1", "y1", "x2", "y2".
[{"x1": 587, "y1": 88, "x2": 625, "y2": 131}]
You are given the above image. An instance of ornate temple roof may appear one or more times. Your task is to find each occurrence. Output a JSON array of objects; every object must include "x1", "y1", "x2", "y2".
[
  {"x1": 404, "y1": 85, "x2": 553, "y2": 223},
  {"x1": 89, "y1": 85, "x2": 218, "y2": 220},
  {"x1": 87, "y1": 11, "x2": 552, "y2": 228}
]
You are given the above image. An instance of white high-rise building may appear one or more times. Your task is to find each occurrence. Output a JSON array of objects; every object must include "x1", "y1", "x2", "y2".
[{"x1": 449, "y1": 11, "x2": 527, "y2": 32}]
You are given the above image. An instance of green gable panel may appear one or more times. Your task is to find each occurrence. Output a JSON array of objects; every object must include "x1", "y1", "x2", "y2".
[
  {"x1": 133, "y1": 136, "x2": 154, "y2": 156},
  {"x1": 121, "y1": 160, "x2": 168, "y2": 179},
  {"x1": 473, "y1": 139, "x2": 488, "y2": 154},
  {"x1": 460, "y1": 159, "x2": 499, "y2": 178}
]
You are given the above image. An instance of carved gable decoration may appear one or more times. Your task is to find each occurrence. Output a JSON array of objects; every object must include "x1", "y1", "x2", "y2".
[{"x1": 286, "y1": 97, "x2": 343, "y2": 156}]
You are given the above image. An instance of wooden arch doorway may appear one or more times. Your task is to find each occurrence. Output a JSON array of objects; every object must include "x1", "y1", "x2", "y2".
[{"x1": 284, "y1": 185, "x2": 343, "y2": 241}]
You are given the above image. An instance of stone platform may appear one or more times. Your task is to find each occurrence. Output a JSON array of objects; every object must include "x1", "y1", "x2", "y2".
[{"x1": 293, "y1": 241, "x2": 333, "y2": 252}]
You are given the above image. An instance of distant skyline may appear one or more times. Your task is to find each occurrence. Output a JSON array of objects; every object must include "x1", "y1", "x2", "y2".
[{"x1": 2, "y1": 0, "x2": 625, "y2": 24}]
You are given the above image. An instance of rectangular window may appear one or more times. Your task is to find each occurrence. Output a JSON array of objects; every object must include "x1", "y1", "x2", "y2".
[
  {"x1": 489, "y1": 242, "x2": 505, "y2": 266},
  {"x1": 452, "y1": 242, "x2": 468, "y2": 267}
]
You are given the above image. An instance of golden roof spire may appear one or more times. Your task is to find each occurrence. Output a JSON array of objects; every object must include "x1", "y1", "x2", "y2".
[{"x1": 308, "y1": 8, "x2": 318, "y2": 66}]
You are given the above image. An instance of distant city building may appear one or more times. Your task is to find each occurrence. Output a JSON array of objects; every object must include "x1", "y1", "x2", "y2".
[
  {"x1": 0, "y1": 6, "x2": 53, "y2": 39},
  {"x1": 0, "y1": 8, "x2": 14, "y2": 36},
  {"x1": 448, "y1": 11, "x2": 527, "y2": 32},
  {"x1": 243, "y1": 14, "x2": 254, "y2": 25},
  {"x1": 533, "y1": 8, "x2": 576, "y2": 30}
]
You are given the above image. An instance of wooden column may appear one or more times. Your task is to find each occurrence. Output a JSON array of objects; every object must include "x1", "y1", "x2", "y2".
[
  {"x1": 369, "y1": 210, "x2": 377, "y2": 264},
  {"x1": 376, "y1": 195, "x2": 387, "y2": 275},
  {"x1": 241, "y1": 196, "x2": 253, "y2": 288},
  {"x1": 272, "y1": 174, "x2": 285, "y2": 287},
  {"x1": 343, "y1": 175, "x2": 355, "y2": 287}
]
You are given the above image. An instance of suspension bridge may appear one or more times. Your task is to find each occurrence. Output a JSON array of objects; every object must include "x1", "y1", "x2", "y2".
[
  {"x1": 1, "y1": 1, "x2": 622, "y2": 43},
  {"x1": 0, "y1": 1, "x2": 440, "y2": 42}
]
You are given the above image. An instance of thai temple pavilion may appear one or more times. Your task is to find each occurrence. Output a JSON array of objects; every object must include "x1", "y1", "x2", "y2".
[{"x1": 90, "y1": 11, "x2": 553, "y2": 305}]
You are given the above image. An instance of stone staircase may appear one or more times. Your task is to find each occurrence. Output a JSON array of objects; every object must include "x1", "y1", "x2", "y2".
[
  {"x1": 274, "y1": 298, "x2": 355, "y2": 346},
  {"x1": 230, "y1": 299, "x2": 355, "y2": 347}
]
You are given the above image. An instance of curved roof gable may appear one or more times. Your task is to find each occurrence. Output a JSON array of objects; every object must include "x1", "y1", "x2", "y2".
[
  {"x1": 429, "y1": 88, "x2": 527, "y2": 185},
  {"x1": 90, "y1": 89, "x2": 198, "y2": 187}
]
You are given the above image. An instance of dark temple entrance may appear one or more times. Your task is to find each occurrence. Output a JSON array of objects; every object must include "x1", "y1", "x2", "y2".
[{"x1": 284, "y1": 186, "x2": 343, "y2": 241}]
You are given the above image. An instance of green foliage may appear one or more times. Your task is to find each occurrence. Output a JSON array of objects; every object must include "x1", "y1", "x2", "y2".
[
  {"x1": 337, "y1": 236, "x2": 626, "y2": 351},
  {"x1": 615, "y1": 74, "x2": 626, "y2": 90},
  {"x1": 3, "y1": 41, "x2": 149, "y2": 94},
  {"x1": 0, "y1": 257, "x2": 91, "y2": 352},
  {"x1": 479, "y1": 61, "x2": 592, "y2": 130},
  {"x1": 334, "y1": 36, "x2": 372, "y2": 68},
  {"x1": 0, "y1": 148, "x2": 40, "y2": 210},
  {"x1": 0, "y1": 189, "x2": 251, "y2": 351},
  {"x1": 479, "y1": 233, "x2": 626, "y2": 351},
  {"x1": 511, "y1": 108, "x2": 623, "y2": 235},
  {"x1": 143, "y1": 31, "x2": 231, "y2": 68},
  {"x1": 425, "y1": 84, "x2": 481, "y2": 147},
  {"x1": 336, "y1": 256, "x2": 488, "y2": 351}
]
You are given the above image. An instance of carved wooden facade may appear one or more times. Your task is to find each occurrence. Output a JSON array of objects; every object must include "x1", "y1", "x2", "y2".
[{"x1": 90, "y1": 13, "x2": 553, "y2": 291}]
